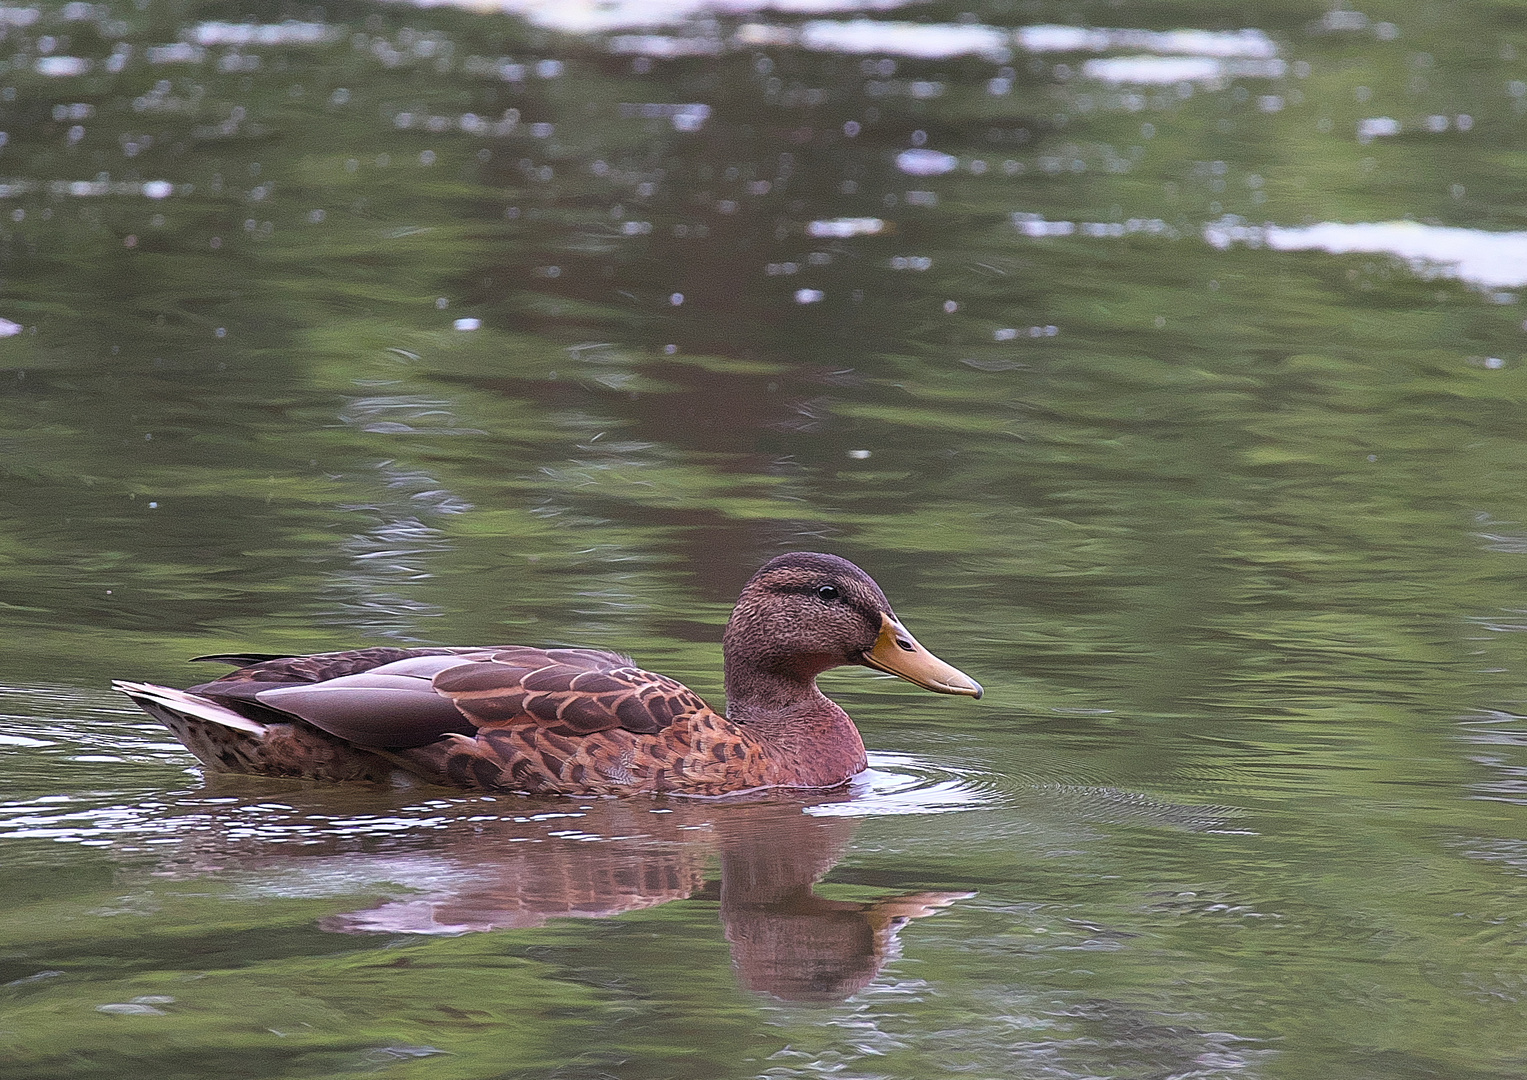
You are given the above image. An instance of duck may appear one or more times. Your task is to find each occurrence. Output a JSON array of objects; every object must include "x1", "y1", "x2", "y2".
[{"x1": 113, "y1": 552, "x2": 982, "y2": 796}]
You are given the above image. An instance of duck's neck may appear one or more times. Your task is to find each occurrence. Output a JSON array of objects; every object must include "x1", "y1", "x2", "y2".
[
  {"x1": 724, "y1": 654, "x2": 829, "y2": 720},
  {"x1": 723, "y1": 655, "x2": 868, "y2": 786}
]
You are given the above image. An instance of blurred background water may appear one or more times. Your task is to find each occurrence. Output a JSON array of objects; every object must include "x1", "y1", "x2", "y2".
[{"x1": 3, "y1": 1, "x2": 1527, "y2": 1077}]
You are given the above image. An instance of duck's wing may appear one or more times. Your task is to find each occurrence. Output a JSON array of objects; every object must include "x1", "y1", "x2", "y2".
[
  {"x1": 186, "y1": 645, "x2": 707, "y2": 751},
  {"x1": 431, "y1": 646, "x2": 711, "y2": 738},
  {"x1": 417, "y1": 649, "x2": 736, "y2": 795}
]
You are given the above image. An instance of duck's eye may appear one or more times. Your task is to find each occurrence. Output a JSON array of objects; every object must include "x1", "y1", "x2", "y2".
[{"x1": 816, "y1": 584, "x2": 840, "y2": 601}]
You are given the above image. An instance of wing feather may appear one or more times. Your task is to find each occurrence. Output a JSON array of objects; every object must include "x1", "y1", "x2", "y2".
[
  {"x1": 432, "y1": 649, "x2": 706, "y2": 736},
  {"x1": 184, "y1": 644, "x2": 702, "y2": 750},
  {"x1": 557, "y1": 695, "x2": 621, "y2": 735},
  {"x1": 521, "y1": 665, "x2": 584, "y2": 692}
]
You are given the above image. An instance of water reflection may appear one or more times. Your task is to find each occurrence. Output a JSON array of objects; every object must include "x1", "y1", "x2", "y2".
[{"x1": 139, "y1": 788, "x2": 967, "y2": 1002}]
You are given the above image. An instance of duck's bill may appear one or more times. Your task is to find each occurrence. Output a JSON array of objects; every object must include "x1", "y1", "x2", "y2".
[{"x1": 859, "y1": 614, "x2": 983, "y2": 698}]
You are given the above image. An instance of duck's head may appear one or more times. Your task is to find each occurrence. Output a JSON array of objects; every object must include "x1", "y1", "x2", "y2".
[{"x1": 722, "y1": 552, "x2": 982, "y2": 704}]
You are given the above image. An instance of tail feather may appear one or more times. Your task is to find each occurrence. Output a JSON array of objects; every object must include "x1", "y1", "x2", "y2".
[
  {"x1": 112, "y1": 681, "x2": 268, "y2": 734},
  {"x1": 113, "y1": 680, "x2": 416, "y2": 785},
  {"x1": 187, "y1": 652, "x2": 299, "y2": 666}
]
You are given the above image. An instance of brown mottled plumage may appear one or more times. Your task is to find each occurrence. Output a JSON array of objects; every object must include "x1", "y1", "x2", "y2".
[{"x1": 114, "y1": 553, "x2": 982, "y2": 796}]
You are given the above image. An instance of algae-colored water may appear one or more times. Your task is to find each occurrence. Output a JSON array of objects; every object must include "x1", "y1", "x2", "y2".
[{"x1": 3, "y1": 2, "x2": 1527, "y2": 1077}]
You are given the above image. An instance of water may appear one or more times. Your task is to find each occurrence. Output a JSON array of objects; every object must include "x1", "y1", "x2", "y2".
[{"x1": 3, "y1": 1, "x2": 1527, "y2": 1076}]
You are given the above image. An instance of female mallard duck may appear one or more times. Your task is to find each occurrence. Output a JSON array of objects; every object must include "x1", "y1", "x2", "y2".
[{"x1": 114, "y1": 552, "x2": 981, "y2": 796}]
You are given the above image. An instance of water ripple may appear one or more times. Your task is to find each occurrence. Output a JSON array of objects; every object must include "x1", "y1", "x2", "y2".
[{"x1": 808, "y1": 751, "x2": 1000, "y2": 817}]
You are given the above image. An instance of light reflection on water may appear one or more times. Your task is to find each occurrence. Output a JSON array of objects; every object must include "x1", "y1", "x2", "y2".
[
  {"x1": 1014, "y1": 211, "x2": 1527, "y2": 291},
  {"x1": 1207, "y1": 218, "x2": 1527, "y2": 290}
]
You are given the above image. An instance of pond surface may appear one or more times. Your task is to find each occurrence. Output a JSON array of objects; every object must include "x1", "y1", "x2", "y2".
[{"x1": 4, "y1": 0, "x2": 1527, "y2": 1077}]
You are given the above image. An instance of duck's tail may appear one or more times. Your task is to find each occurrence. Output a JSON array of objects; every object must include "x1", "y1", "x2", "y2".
[
  {"x1": 113, "y1": 680, "x2": 416, "y2": 784},
  {"x1": 114, "y1": 681, "x2": 268, "y2": 735}
]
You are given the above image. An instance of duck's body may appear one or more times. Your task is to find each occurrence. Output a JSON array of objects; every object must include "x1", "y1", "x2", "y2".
[
  {"x1": 121, "y1": 643, "x2": 867, "y2": 795},
  {"x1": 115, "y1": 553, "x2": 981, "y2": 796}
]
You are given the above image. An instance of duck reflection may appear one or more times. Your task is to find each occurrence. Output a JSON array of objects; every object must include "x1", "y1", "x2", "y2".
[
  {"x1": 154, "y1": 785, "x2": 969, "y2": 1001},
  {"x1": 707, "y1": 806, "x2": 971, "y2": 1000}
]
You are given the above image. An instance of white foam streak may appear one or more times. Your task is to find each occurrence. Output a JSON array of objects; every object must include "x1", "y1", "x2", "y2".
[
  {"x1": 28, "y1": 178, "x2": 181, "y2": 199},
  {"x1": 190, "y1": 20, "x2": 338, "y2": 46},
  {"x1": 896, "y1": 148, "x2": 958, "y2": 176},
  {"x1": 1357, "y1": 116, "x2": 1401, "y2": 142},
  {"x1": 607, "y1": 34, "x2": 722, "y2": 56},
  {"x1": 806, "y1": 216, "x2": 885, "y2": 238},
  {"x1": 799, "y1": 19, "x2": 1010, "y2": 58},
  {"x1": 1206, "y1": 218, "x2": 1527, "y2": 289},
  {"x1": 424, "y1": 0, "x2": 918, "y2": 34},
  {"x1": 35, "y1": 56, "x2": 91, "y2": 76},
  {"x1": 1012, "y1": 212, "x2": 1177, "y2": 238},
  {"x1": 1083, "y1": 55, "x2": 1286, "y2": 83},
  {"x1": 1018, "y1": 25, "x2": 1277, "y2": 59},
  {"x1": 1014, "y1": 211, "x2": 1527, "y2": 290}
]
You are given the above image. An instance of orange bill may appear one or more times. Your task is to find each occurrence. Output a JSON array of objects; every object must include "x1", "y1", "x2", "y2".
[{"x1": 858, "y1": 613, "x2": 983, "y2": 698}]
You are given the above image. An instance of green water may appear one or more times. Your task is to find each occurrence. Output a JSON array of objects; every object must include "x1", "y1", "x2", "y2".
[{"x1": 4, "y1": 1, "x2": 1527, "y2": 1076}]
